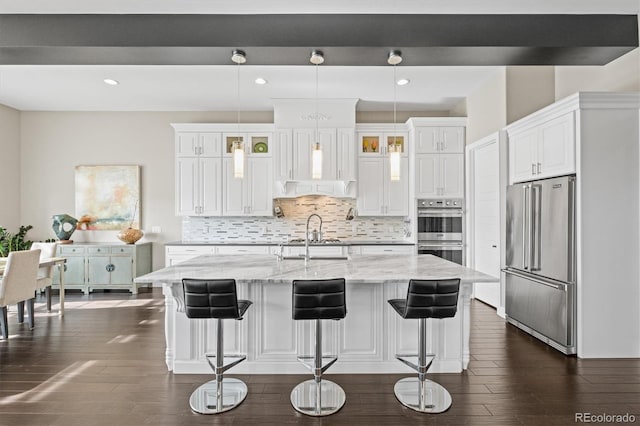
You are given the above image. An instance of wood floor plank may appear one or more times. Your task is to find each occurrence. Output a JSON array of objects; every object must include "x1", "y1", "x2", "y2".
[{"x1": 1, "y1": 289, "x2": 639, "y2": 425}]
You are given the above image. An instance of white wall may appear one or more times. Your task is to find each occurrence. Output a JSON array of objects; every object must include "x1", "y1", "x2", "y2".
[
  {"x1": 555, "y1": 49, "x2": 640, "y2": 100},
  {"x1": 19, "y1": 111, "x2": 273, "y2": 269},
  {"x1": 506, "y1": 66, "x2": 555, "y2": 124},
  {"x1": 465, "y1": 68, "x2": 507, "y2": 144},
  {"x1": 0, "y1": 104, "x2": 21, "y2": 231}
]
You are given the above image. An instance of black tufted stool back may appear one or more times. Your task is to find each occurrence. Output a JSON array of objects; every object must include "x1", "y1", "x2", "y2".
[
  {"x1": 389, "y1": 279, "x2": 459, "y2": 320},
  {"x1": 292, "y1": 278, "x2": 346, "y2": 320},
  {"x1": 181, "y1": 278, "x2": 252, "y2": 415},
  {"x1": 183, "y1": 278, "x2": 252, "y2": 320}
]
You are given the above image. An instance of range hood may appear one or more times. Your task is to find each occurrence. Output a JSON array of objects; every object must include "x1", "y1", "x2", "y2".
[{"x1": 273, "y1": 99, "x2": 358, "y2": 198}]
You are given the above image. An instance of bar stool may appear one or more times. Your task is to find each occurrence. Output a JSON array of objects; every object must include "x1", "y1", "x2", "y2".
[
  {"x1": 182, "y1": 278, "x2": 252, "y2": 414},
  {"x1": 388, "y1": 278, "x2": 460, "y2": 413},
  {"x1": 290, "y1": 278, "x2": 347, "y2": 416}
]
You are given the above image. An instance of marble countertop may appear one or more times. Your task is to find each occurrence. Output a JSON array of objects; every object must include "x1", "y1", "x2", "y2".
[
  {"x1": 165, "y1": 240, "x2": 415, "y2": 247},
  {"x1": 135, "y1": 254, "x2": 494, "y2": 285}
]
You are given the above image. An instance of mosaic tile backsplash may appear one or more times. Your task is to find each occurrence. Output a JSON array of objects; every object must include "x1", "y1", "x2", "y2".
[{"x1": 182, "y1": 196, "x2": 411, "y2": 243}]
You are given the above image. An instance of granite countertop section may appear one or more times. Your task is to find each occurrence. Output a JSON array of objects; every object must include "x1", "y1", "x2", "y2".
[
  {"x1": 136, "y1": 254, "x2": 494, "y2": 285},
  {"x1": 165, "y1": 240, "x2": 415, "y2": 247}
]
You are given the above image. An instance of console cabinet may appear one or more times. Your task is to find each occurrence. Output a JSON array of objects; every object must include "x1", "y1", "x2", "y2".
[{"x1": 53, "y1": 243, "x2": 152, "y2": 294}]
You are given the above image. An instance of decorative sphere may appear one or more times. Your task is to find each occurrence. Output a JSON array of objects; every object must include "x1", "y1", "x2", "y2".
[{"x1": 117, "y1": 227, "x2": 144, "y2": 244}]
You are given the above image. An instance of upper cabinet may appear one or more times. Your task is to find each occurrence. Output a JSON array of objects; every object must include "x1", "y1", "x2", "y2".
[
  {"x1": 222, "y1": 132, "x2": 272, "y2": 157},
  {"x1": 357, "y1": 156, "x2": 409, "y2": 216},
  {"x1": 415, "y1": 127, "x2": 464, "y2": 154},
  {"x1": 174, "y1": 131, "x2": 223, "y2": 216},
  {"x1": 358, "y1": 132, "x2": 408, "y2": 157},
  {"x1": 508, "y1": 111, "x2": 575, "y2": 184}
]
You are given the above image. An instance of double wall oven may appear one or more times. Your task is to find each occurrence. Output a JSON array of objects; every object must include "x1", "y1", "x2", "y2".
[{"x1": 417, "y1": 198, "x2": 464, "y2": 265}]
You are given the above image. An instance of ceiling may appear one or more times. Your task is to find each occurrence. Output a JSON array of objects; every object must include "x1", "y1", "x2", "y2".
[{"x1": 0, "y1": 1, "x2": 638, "y2": 112}]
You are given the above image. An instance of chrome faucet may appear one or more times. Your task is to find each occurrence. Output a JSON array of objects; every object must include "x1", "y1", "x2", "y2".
[{"x1": 305, "y1": 213, "x2": 323, "y2": 264}]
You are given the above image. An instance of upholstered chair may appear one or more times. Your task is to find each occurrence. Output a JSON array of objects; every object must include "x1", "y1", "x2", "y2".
[
  {"x1": 0, "y1": 249, "x2": 41, "y2": 339},
  {"x1": 31, "y1": 242, "x2": 58, "y2": 312}
]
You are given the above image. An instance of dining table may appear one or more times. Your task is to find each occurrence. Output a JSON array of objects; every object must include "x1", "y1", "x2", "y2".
[{"x1": 0, "y1": 256, "x2": 67, "y2": 315}]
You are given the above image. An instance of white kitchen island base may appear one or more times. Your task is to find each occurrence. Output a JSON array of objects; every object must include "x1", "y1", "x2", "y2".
[{"x1": 136, "y1": 254, "x2": 493, "y2": 374}]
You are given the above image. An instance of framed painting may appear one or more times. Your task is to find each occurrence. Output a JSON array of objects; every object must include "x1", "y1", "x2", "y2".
[{"x1": 75, "y1": 165, "x2": 140, "y2": 230}]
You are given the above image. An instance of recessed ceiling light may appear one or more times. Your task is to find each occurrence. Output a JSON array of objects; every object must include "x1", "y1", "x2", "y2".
[
  {"x1": 103, "y1": 78, "x2": 119, "y2": 86},
  {"x1": 397, "y1": 78, "x2": 410, "y2": 86},
  {"x1": 255, "y1": 77, "x2": 268, "y2": 85}
]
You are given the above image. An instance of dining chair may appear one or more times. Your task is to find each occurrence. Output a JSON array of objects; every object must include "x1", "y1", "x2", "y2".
[
  {"x1": 31, "y1": 242, "x2": 58, "y2": 312},
  {"x1": 0, "y1": 249, "x2": 41, "y2": 339}
]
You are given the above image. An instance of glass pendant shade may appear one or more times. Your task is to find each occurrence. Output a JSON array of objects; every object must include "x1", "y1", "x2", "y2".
[
  {"x1": 312, "y1": 142, "x2": 323, "y2": 179},
  {"x1": 233, "y1": 141, "x2": 244, "y2": 178},
  {"x1": 389, "y1": 144, "x2": 401, "y2": 181}
]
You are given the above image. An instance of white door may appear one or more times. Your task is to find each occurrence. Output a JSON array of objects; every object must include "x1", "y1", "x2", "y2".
[
  {"x1": 414, "y1": 127, "x2": 439, "y2": 153},
  {"x1": 175, "y1": 132, "x2": 199, "y2": 157},
  {"x1": 537, "y1": 112, "x2": 575, "y2": 179},
  {"x1": 318, "y1": 128, "x2": 337, "y2": 180},
  {"x1": 385, "y1": 157, "x2": 409, "y2": 216},
  {"x1": 440, "y1": 154, "x2": 464, "y2": 198},
  {"x1": 415, "y1": 154, "x2": 439, "y2": 198},
  {"x1": 470, "y1": 138, "x2": 500, "y2": 308},
  {"x1": 274, "y1": 129, "x2": 293, "y2": 181},
  {"x1": 199, "y1": 132, "x2": 222, "y2": 157},
  {"x1": 175, "y1": 157, "x2": 199, "y2": 215},
  {"x1": 357, "y1": 158, "x2": 384, "y2": 216},
  {"x1": 440, "y1": 127, "x2": 465, "y2": 153},
  {"x1": 336, "y1": 128, "x2": 356, "y2": 181},
  {"x1": 293, "y1": 129, "x2": 313, "y2": 180},
  {"x1": 247, "y1": 157, "x2": 273, "y2": 216},
  {"x1": 508, "y1": 127, "x2": 538, "y2": 183},
  {"x1": 200, "y1": 157, "x2": 222, "y2": 216},
  {"x1": 222, "y1": 158, "x2": 246, "y2": 216}
]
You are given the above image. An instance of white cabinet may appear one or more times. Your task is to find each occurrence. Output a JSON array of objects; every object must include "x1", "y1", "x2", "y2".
[
  {"x1": 415, "y1": 127, "x2": 464, "y2": 154},
  {"x1": 165, "y1": 245, "x2": 271, "y2": 267},
  {"x1": 336, "y1": 128, "x2": 356, "y2": 181},
  {"x1": 508, "y1": 112, "x2": 575, "y2": 184},
  {"x1": 292, "y1": 128, "x2": 337, "y2": 180},
  {"x1": 357, "y1": 157, "x2": 409, "y2": 216},
  {"x1": 274, "y1": 129, "x2": 294, "y2": 181},
  {"x1": 175, "y1": 131, "x2": 223, "y2": 216},
  {"x1": 358, "y1": 132, "x2": 408, "y2": 157},
  {"x1": 350, "y1": 245, "x2": 415, "y2": 255},
  {"x1": 176, "y1": 132, "x2": 222, "y2": 157},
  {"x1": 223, "y1": 157, "x2": 273, "y2": 216},
  {"x1": 416, "y1": 153, "x2": 464, "y2": 198}
]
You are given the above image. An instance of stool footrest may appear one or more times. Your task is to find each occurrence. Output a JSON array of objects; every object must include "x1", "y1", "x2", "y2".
[
  {"x1": 297, "y1": 355, "x2": 338, "y2": 375},
  {"x1": 395, "y1": 354, "x2": 435, "y2": 374},
  {"x1": 205, "y1": 354, "x2": 246, "y2": 375}
]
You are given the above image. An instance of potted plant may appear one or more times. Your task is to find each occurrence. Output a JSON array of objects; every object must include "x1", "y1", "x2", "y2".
[{"x1": 0, "y1": 225, "x2": 34, "y2": 257}]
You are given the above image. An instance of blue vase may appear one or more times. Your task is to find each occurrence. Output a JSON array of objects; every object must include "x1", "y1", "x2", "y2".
[{"x1": 52, "y1": 214, "x2": 78, "y2": 241}]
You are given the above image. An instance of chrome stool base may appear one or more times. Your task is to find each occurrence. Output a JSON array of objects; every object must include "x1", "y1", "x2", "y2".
[
  {"x1": 189, "y1": 377, "x2": 248, "y2": 414},
  {"x1": 394, "y1": 377, "x2": 452, "y2": 414},
  {"x1": 290, "y1": 379, "x2": 346, "y2": 416}
]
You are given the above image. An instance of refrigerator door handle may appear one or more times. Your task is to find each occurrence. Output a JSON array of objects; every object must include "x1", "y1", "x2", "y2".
[
  {"x1": 522, "y1": 185, "x2": 529, "y2": 269},
  {"x1": 503, "y1": 269, "x2": 566, "y2": 291},
  {"x1": 531, "y1": 184, "x2": 541, "y2": 271}
]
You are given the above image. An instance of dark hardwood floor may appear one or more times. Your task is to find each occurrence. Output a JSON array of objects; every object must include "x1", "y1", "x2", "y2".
[{"x1": 0, "y1": 289, "x2": 638, "y2": 425}]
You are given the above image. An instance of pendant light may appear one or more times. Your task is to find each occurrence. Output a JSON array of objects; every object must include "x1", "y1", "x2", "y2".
[
  {"x1": 388, "y1": 50, "x2": 402, "y2": 182},
  {"x1": 310, "y1": 50, "x2": 324, "y2": 180},
  {"x1": 231, "y1": 49, "x2": 246, "y2": 179}
]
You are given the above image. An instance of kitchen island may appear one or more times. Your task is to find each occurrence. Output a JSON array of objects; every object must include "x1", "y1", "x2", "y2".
[{"x1": 135, "y1": 254, "x2": 494, "y2": 374}]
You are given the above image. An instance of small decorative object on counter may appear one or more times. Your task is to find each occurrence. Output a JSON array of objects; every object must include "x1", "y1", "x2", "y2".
[
  {"x1": 51, "y1": 214, "x2": 78, "y2": 244},
  {"x1": 117, "y1": 227, "x2": 144, "y2": 244}
]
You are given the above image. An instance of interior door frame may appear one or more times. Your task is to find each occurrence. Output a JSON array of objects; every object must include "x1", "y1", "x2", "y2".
[{"x1": 465, "y1": 130, "x2": 508, "y2": 318}]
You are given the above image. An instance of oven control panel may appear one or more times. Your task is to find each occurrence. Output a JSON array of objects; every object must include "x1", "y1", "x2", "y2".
[{"x1": 418, "y1": 199, "x2": 463, "y2": 208}]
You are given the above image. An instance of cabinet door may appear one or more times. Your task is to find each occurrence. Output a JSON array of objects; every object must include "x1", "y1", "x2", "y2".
[
  {"x1": 440, "y1": 154, "x2": 464, "y2": 198},
  {"x1": 440, "y1": 127, "x2": 465, "y2": 153},
  {"x1": 415, "y1": 127, "x2": 439, "y2": 153},
  {"x1": 357, "y1": 158, "x2": 385, "y2": 216},
  {"x1": 336, "y1": 128, "x2": 356, "y2": 181},
  {"x1": 87, "y1": 255, "x2": 110, "y2": 286},
  {"x1": 358, "y1": 132, "x2": 383, "y2": 156},
  {"x1": 384, "y1": 132, "x2": 408, "y2": 156},
  {"x1": 175, "y1": 132, "x2": 199, "y2": 157},
  {"x1": 63, "y1": 256, "x2": 85, "y2": 285},
  {"x1": 385, "y1": 157, "x2": 409, "y2": 216},
  {"x1": 274, "y1": 129, "x2": 293, "y2": 180},
  {"x1": 200, "y1": 157, "x2": 222, "y2": 216},
  {"x1": 318, "y1": 129, "x2": 337, "y2": 180},
  {"x1": 247, "y1": 157, "x2": 273, "y2": 216},
  {"x1": 110, "y1": 256, "x2": 134, "y2": 284},
  {"x1": 222, "y1": 158, "x2": 247, "y2": 216},
  {"x1": 248, "y1": 133, "x2": 272, "y2": 157},
  {"x1": 293, "y1": 129, "x2": 313, "y2": 180},
  {"x1": 509, "y1": 128, "x2": 537, "y2": 184},
  {"x1": 175, "y1": 157, "x2": 199, "y2": 215},
  {"x1": 537, "y1": 112, "x2": 575, "y2": 178},
  {"x1": 199, "y1": 132, "x2": 222, "y2": 157},
  {"x1": 415, "y1": 154, "x2": 439, "y2": 198}
]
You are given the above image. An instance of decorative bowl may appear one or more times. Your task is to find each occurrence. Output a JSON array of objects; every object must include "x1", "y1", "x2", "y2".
[{"x1": 117, "y1": 227, "x2": 144, "y2": 244}]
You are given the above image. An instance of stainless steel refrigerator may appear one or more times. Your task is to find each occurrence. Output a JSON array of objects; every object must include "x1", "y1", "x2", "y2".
[{"x1": 504, "y1": 175, "x2": 576, "y2": 354}]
